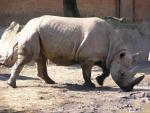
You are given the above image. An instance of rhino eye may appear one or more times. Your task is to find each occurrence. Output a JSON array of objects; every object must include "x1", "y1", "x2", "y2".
[{"x1": 120, "y1": 52, "x2": 126, "y2": 59}]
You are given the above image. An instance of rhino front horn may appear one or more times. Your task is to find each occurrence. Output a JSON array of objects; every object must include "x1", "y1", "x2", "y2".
[
  {"x1": 122, "y1": 74, "x2": 145, "y2": 92},
  {"x1": 132, "y1": 74, "x2": 145, "y2": 86}
]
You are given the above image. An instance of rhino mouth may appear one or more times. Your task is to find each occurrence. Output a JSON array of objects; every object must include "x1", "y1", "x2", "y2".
[
  {"x1": 0, "y1": 62, "x2": 3, "y2": 65},
  {"x1": 0, "y1": 59, "x2": 13, "y2": 67},
  {"x1": 0, "y1": 62, "x2": 10, "y2": 67}
]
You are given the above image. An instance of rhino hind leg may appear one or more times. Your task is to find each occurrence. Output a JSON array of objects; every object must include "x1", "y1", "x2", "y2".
[
  {"x1": 36, "y1": 54, "x2": 55, "y2": 84},
  {"x1": 80, "y1": 61, "x2": 95, "y2": 88},
  {"x1": 7, "y1": 55, "x2": 32, "y2": 88}
]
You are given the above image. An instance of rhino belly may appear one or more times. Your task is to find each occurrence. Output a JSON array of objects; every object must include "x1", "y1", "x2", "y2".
[
  {"x1": 41, "y1": 43, "x2": 78, "y2": 66},
  {"x1": 48, "y1": 56, "x2": 78, "y2": 66}
]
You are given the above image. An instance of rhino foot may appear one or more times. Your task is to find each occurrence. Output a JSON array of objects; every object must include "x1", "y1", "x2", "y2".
[
  {"x1": 83, "y1": 82, "x2": 95, "y2": 88},
  {"x1": 96, "y1": 76, "x2": 105, "y2": 86},
  {"x1": 45, "y1": 79, "x2": 55, "y2": 84},
  {"x1": 7, "y1": 80, "x2": 16, "y2": 88}
]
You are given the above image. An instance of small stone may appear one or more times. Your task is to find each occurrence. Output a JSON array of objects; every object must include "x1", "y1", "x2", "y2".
[
  {"x1": 142, "y1": 99, "x2": 147, "y2": 103},
  {"x1": 146, "y1": 92, "x2": 150, "y2": 98},
  {"x1": 97, "y1": 91, "x2": 103, "y2": 95},
  {"x1": 121, "y1": 96, "x2": 130, "y2": 100},
  {"x1": 128, "y1": 108, "x2": 139, "y2": 112},
  {"x1": 124, "y1": 104, "x2": 132, "y2": 108},
  {"x1": 39, "y1": 96, "x2": 44, "y2": 99},
  {"x1": 62, "y1": 89, "x2": 68, "y2": 92}
]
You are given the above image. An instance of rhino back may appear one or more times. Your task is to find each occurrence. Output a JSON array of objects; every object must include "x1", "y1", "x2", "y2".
[
  {"x1": 36, "y1": 16, "x2": 108, "y2": 62},
  {"x1": 37, "y1": 16, "x2": 85, "y2": 64},
  {"x1": 17, "y1": 15, "x2": 123, "y2": 66},
  {"x1": 35, "y1": 16, "x2": 113, "y2": 65}
]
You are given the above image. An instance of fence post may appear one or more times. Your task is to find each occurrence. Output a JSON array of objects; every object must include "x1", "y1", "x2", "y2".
[
  {"x1": 120, "y1": 0, "x2": 134, "y2": 21},
  {"x1": 116, "y1": 0, "x2": 120, "y2": 18}
]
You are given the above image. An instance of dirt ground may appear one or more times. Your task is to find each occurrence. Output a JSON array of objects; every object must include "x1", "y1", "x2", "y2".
[
  {"x1": 0, "y1": 64, "x2": 150, "y2": 113},
  {"x1": 0, "y1": 21, "x2": 150, "y2": 113}
]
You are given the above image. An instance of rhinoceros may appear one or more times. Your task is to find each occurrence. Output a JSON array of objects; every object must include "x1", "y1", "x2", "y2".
[{"x1": 0, "y1": 15, "x2": 144, "y2": 91}]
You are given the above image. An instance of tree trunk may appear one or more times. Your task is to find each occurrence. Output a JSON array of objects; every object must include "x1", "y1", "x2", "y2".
[{"x1": 63, "y1": 0, "x2": 80, "y2": 17}]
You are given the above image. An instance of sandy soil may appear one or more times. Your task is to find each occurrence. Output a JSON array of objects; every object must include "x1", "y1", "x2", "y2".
[{"x1": 0, "y1": 65, "x2": 150, "y2": 113}]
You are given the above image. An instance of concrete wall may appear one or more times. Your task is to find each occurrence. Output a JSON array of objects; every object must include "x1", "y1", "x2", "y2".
[
  {"x1": 77, "y1": 0, "x2": 116, "y2": 17},
  {"x1": 120, "y1": 0, "x2": 134, "y2": 21},
  {"x1": 134, "y1": 0, "x2": 150, "y2": 22},
  {"x1": 0, "y1": 0, "x2": 150, "y2": 26},
  {"x1": 0, "y1": 0, "x2": 64, "y2": 26},
  {"x1": 120, "y1": 0, "x2": 150, "y2": 22}
]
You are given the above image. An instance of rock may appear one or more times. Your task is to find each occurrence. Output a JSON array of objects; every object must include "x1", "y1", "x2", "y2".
[
  {"x1": 39, "y1": 96, "x2": 44, "y2": 100},
  {"x1": 129, "y1": 92, "x2": 145, "y2": 99}
]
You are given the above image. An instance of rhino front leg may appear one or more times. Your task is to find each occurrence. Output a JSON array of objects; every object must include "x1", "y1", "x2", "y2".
[
  {"x1": 96, "y1": 72, "x2": 109, "y2": 86},
  {"x1": 80, "y1": 61, "x2": 95, "y2": 88},
  {"x1": 36, "y1": 54, "x2": 55, "y2": 84},
  {"x1": 7, "y1": 55, "x2": 32, "y2": 88},
  {"x1": 96, "y1": 65, "x2": 110, "y2": 86}
]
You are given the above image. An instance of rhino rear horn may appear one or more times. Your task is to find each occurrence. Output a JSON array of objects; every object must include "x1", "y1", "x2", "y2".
[{"x1": 128, "y1": 66, "x2": 140, "y2": 76}]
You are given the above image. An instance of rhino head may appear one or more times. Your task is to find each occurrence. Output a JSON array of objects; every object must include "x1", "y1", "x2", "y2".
[
  {"x1": 110, "y1": 50, "x2": 144, "y2": 91},
  {"x1": 0, "y1": 22, "x2": 23, "y2": 67}
]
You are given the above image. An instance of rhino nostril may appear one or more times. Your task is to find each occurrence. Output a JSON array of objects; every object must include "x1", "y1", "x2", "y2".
[
  {"x1": 120, "y1": 71, "x2": 125, "y2": 77},
  {"x1": 121, "y1": 73, "x2": 124, "y2": 77}
]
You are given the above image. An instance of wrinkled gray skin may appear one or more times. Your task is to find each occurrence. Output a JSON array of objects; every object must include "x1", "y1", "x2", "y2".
[{"x1": 0, "y1": 15, "x2": 144, "y2": 91}]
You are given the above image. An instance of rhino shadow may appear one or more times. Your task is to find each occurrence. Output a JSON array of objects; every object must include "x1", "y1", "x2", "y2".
[
  {"x1": 51, "y1": 83, "x2": 150, "y2": 92},
  {"x1": 66, "y1": 65, "x2": 102, "y2": 72},
  {"x1": 52, "y1": 83, "x2": 120, "y2": 92},
  {"x1": 0, "y1": 106, "x2": 25, "y2": 113},
  {"x1": 66, "y1": 64, "x2": 81, "y2": 70},
  {"x1": 0, "y1": 105, "x2": 36, "y2": 113},
  {"x1": 0, "y1": 73, "x2": 39, "y2": 81}
]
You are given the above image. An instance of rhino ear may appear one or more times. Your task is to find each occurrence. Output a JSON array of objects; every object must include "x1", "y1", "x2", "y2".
[{"x1": 119, "y1": 52, "x2": 126, "y2": 59}]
